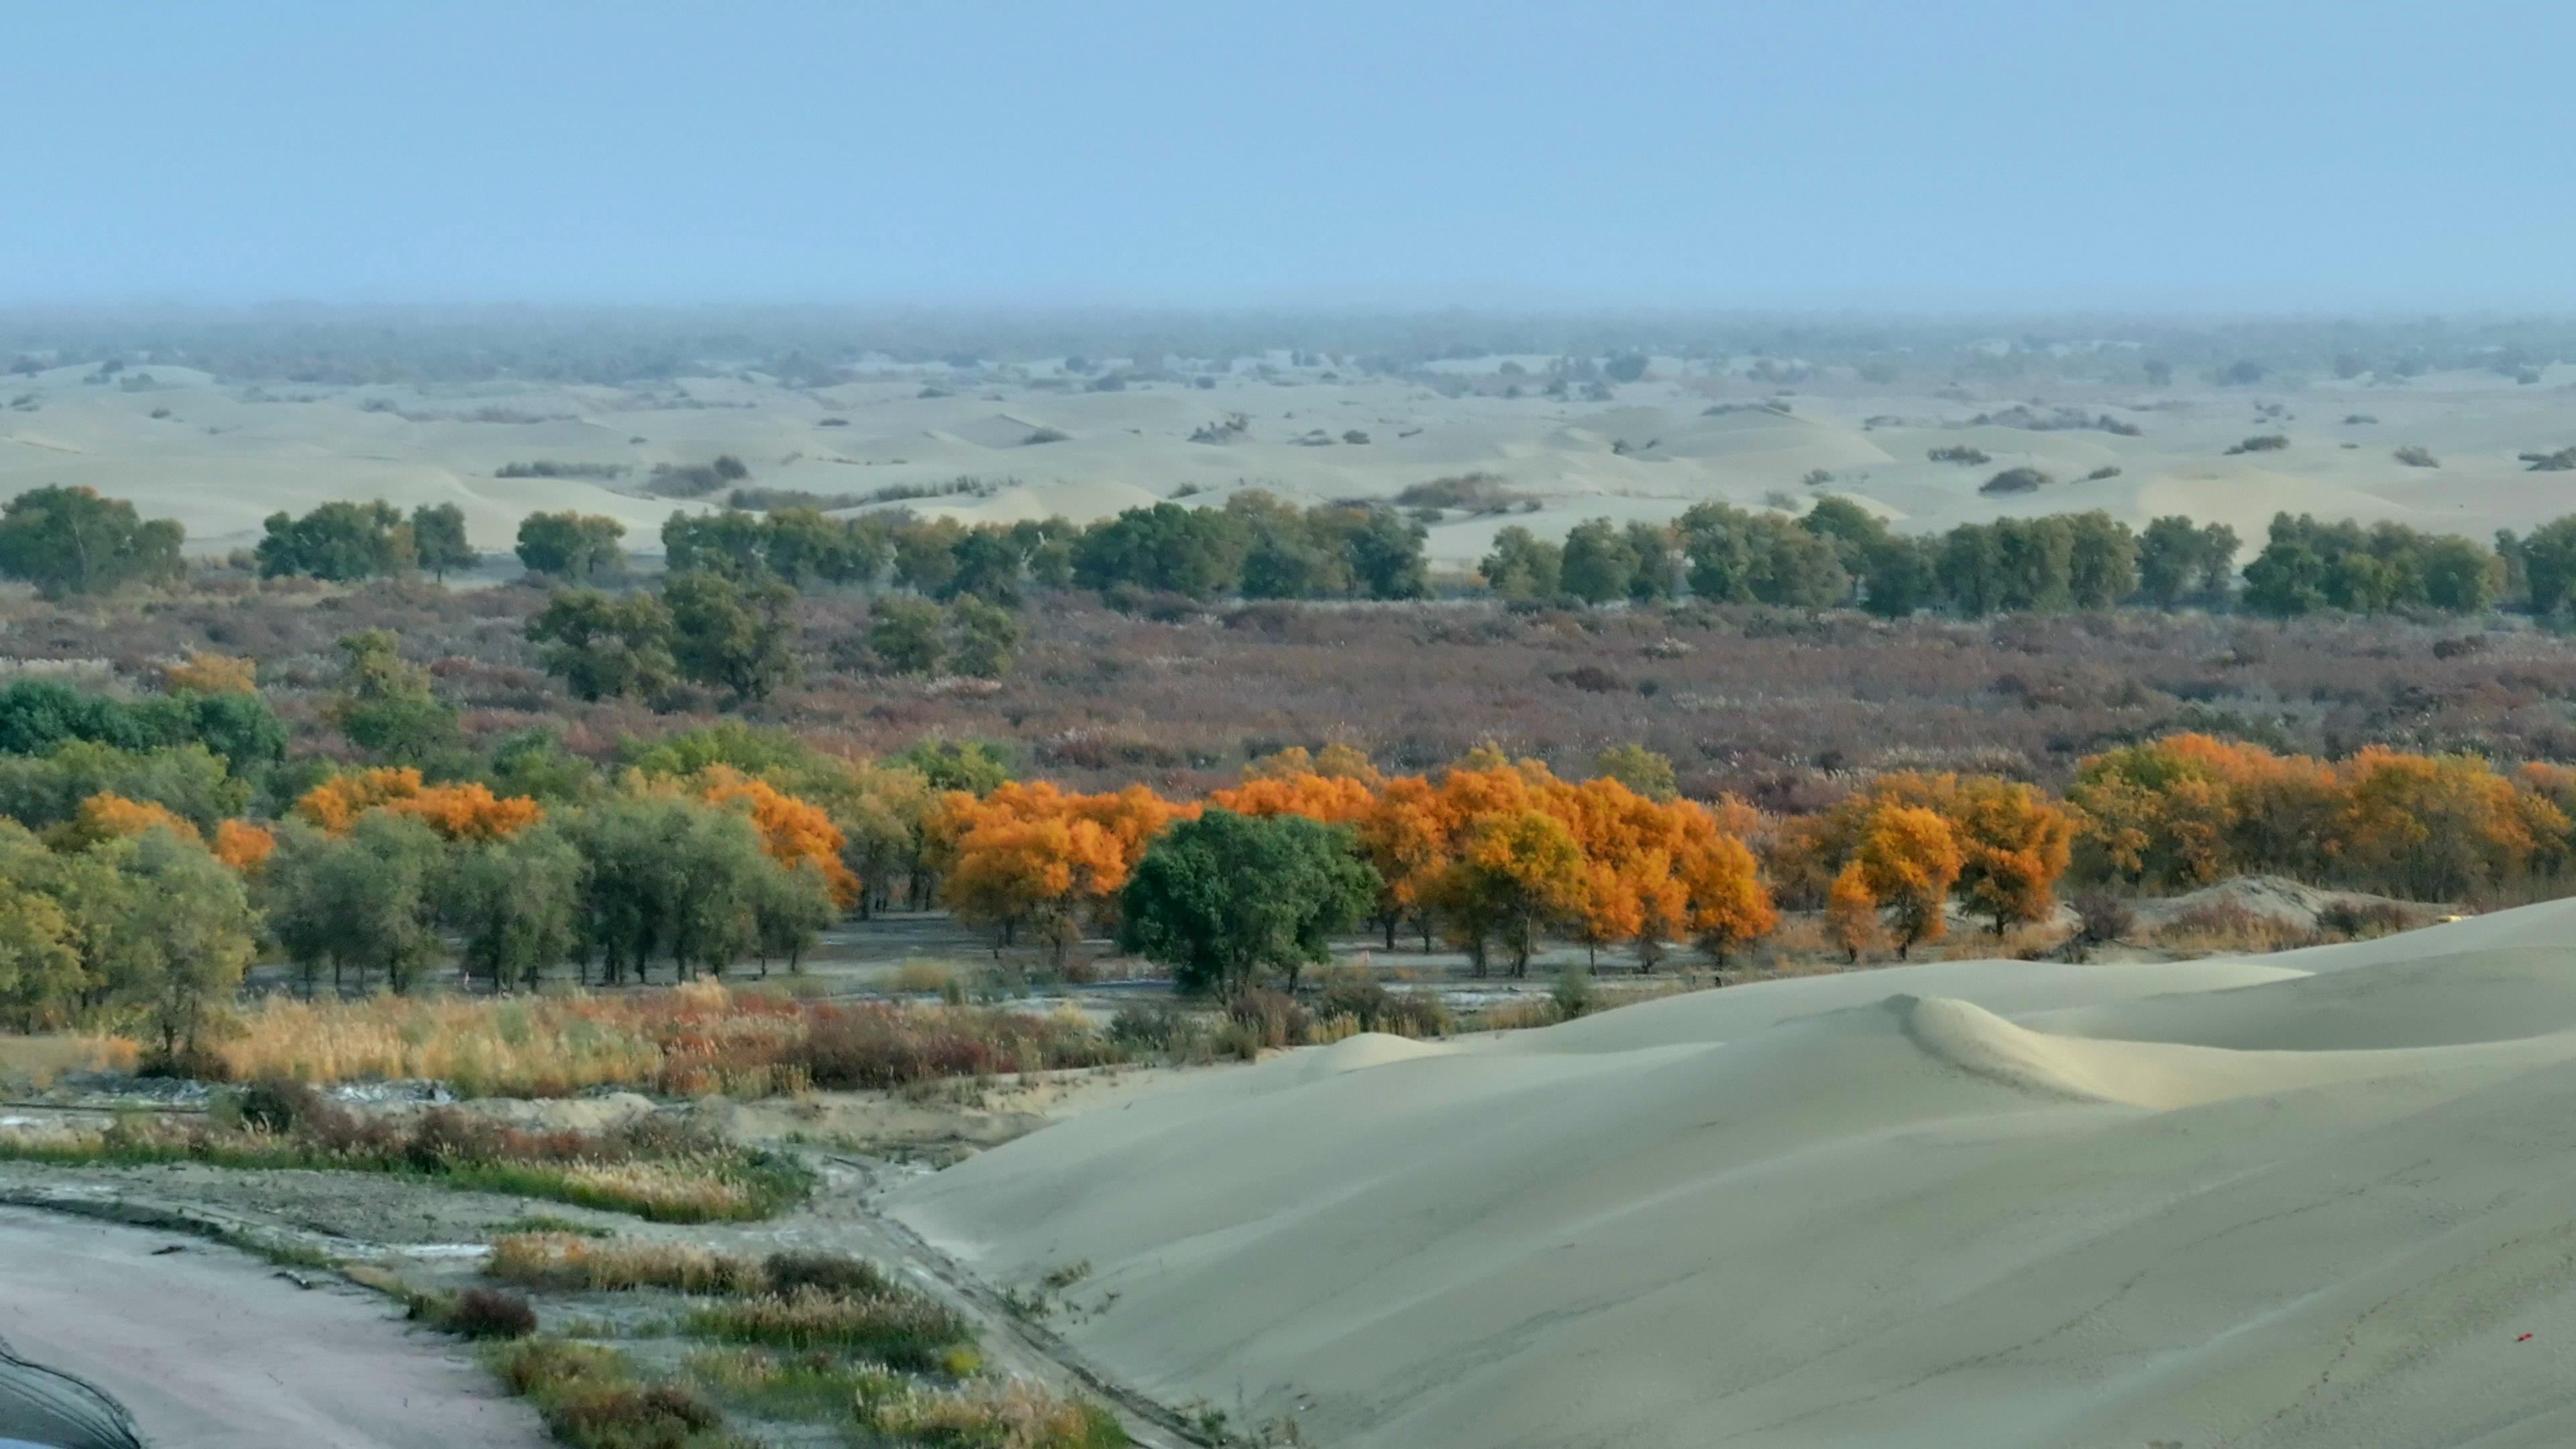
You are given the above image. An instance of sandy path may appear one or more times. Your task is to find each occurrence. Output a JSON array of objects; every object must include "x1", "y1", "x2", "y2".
[{"x1": 0, "y1": 1208, "x2": 549, "y2": 1449}]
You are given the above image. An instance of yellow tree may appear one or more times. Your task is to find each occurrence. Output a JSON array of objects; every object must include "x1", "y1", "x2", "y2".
[
  {"x1": 1825, "y1": 863, "x2": 1883, "y2": 962},
  {"x1": 1430, "y1": 808, "x2": 1586, "y2": 977},
  {"x1": 1852, "y1": 804, "x2": 1962, "y2": 959},
  {"x1": 1680, "y1": 830, "x2": 1777, "y2": 966},
  {"x1": 1358, "y1": 775, "x2": 1450, "y2": 949},
  {"x1": 1949, "y1": 777, "x2": 2075, "y2": 936}
]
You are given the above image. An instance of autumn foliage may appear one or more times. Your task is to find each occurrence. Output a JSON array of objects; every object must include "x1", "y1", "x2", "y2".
[
  {"x1": 931, "y1": 782, "x2": 1194, "y2": 961},
  {"x1": 2068, "y1": 733, "x2": 2569, "y2": 901},
  {"x1": 698, "y1": 767, "x2": 862, "y2": 908},
  {"x1": 294, "y1": 767, "x2": 543, "y2": 843},
  {"x1": 1199, "y1": 752, "x2": 1775, "y2": 975}
]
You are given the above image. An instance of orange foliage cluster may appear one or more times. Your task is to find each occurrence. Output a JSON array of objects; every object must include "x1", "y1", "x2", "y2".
[
  {"x1": 2072, "y1": 733, "x2": 2569, "y2": 902},
  {"x1": 930, "y1": 782, "x2": 1194, "y2": 958},
  {"x1": 52, "y1": 792, "x2": 203, "y2": 851},
  {"x1": 384, "y1": 782, "x2": 545, "y2": 842},
  {"x1": 294, "y1": 767, "x2": 543, "y2": 843},
  {"x1": 1772, "y1": 771, "x2": 2076, "y2": 954},
  {"x1": 46, "y1": 793, "x2": 274, "y2": 878},
  {"x1": 698, "y1": 767, "x2": 861, "y2": 908},
  {"x1": 212, "y1": 818, "x2": 277, "y2": 875},
  {"x1": 293, "y1": 766, "x2": 427, "y2": 833},
  {"x1": 1212, "y1": 752, "x2": 1774, "y2": 975},
  {"x1": 160, "y1": 650, "x2": 260, "y2": 695}
]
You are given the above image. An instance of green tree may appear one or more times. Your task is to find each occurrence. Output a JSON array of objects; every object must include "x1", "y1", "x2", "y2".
[
  {"x1": 1935, "y1": 524, "x2": 2008, "y2": 616},
  {"x1": 1118, "y1": 808, "x2": 1380, "y2": 993},
  {"x1": 566, "y1": 796, "x2": 770, "y2": 983},
  {"x1": 1560, "y1": 518, "x2": 1640, "y2": 604},
  {"x1": 1479, "y1": 525, "x2": 1564, "y2": 601},
  {"x1": 120, "y1": 828, "x2": 258, "y2": 1061},
  {"x1": 948, "y1": 596, "x2": 1021, "y2": 679},
  {"x1": 525, "y1": 588, "x2": 678, "y2": 702},
  {"x1": 515, "y1": 511, "x2": 627, "y2": 582},
  {"x1": 1622, "y1": 521, "x2": 1680, "y2": 602},
  {"x1": 2136, "y1": 516, "x2": 2238, "y2": 606},
  {"x1": 665, "y1": 572, "x2": 801, "y2": 703},
  {"x1": 749, "y1": 859, "x2": 839, "y2": 976},
  {"x1": 410, "y1": 502, "x2": 480, "y2": 582},
  {"x1": 442, "y1": 823, "x2": 583, "y2": 991},
  {"x1": 266, "y1": 814, "x2": 446, "y2": 995},
  {"x1": 329, "y1": 630, "x2": 460, "y2": 763},
  {"x1": 1860, "y1": 537, "x2": 1936, "y2": 618},
  {"x1": 2516, "y1": 516, "x2": 2576, "y2": 615},
  {"x1": 867, "y1": 597, "x2": 948, "y2": 676},
  {"x1": 257, "y1": 500, "x2": 415, "y2": 581},
  {"x1": 661, "y1": 509, "x2": 771, "y2": 581},
  {"x1": 1593, "y1": 743, "x2": 1679, "y2": 802},
  {"x1": 899, "y1": 739, "x2": 1012, "y2": 794},
  {"x1": 0, "y1": 486, "x2": 185, "y2": 599},
  {"x1": 1070, "y1": 502, "x2": 1251, "y2": 599},
  {"x1": 1342, "y1": 508, "x2": 1430, "y2": 600},
  {"x1": 2064, "y1": 511, "x2": 2139, "y2": 608},
  {"x1": 942, "y1": 528, "x2": 1027, "y2": 605},
  {"x1": 0, "y1": 823, "x2": 80, "y2": 1030}
]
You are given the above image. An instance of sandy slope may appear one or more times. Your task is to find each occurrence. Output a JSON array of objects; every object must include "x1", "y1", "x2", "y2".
[
  {"x1": 890, "y1": 902, "x2": 2576, "y2": 1447},
  {"x1": 10, "y1": 359, "x2": 2576, "y2": 565},
  {"x1": 0, "y1": 1208, "x2": 550, "y2": 1449}
]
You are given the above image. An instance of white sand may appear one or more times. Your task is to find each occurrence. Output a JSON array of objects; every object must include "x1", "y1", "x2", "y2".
[
  {"x1": 0, "y1": 1208, "x2": 550, "y2": 1448},
  {"x1": 890, "y1": 901, "x2": 2576, "y2": 1446},
  {"x1": 9, "y1": 359, "x2": 2575, "y2": 565}
]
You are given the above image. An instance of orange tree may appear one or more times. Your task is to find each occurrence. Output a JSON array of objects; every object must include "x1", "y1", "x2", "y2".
[
  {"x1": 1428, "y1": 807, "x2": 1587, "y2": 977},
  {"x1": 698, "y1": 766, "x2": 861, "y2": 909},
  {"x1": 1849, "y1": 804, "x2": 1962, "y2": 959},
  {"x1": 1825, "y1": 863, "x2": 1884, "y2": 962},
  {"x1": 932, "y1": 781, "x2": 1191, "y2": 963}
]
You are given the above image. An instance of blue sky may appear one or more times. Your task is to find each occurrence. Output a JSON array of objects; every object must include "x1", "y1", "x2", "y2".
[{"x1": 7, "y1": 1, "x2": 2570, "y2": 309}]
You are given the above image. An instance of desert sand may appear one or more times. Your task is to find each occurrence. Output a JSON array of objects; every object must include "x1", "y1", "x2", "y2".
[
  {"x1": 0, "y1": 1208, "x2": 550, "y2": 1449},
  {"x1": 9, "y1": 355, "x2": 2575, "y2": 567},
  {"x1": 890, "y1": 903, "x2": 2576, "y2": 1447}
]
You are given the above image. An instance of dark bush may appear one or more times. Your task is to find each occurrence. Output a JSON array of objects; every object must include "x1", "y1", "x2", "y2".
[
  {"x1": 763, "y1": 1250, "x2": 894, "y2": 1298},
  {"x1": 445, "y1": 1287, "x2": 539, "y2": 1340},
  {"x1": 2072, "y1": 890, "x2": 2135, "y2": 946}
]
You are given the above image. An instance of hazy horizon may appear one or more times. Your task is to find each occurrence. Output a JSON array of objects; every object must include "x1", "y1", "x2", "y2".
[{"x1": 12, "y1": 1, "x2": 2576, "y2": 312}]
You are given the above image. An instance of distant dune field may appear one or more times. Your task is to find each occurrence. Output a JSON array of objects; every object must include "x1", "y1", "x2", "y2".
[{"x1": 7, "y1": 356, "x2": 2575, "y2": 566}]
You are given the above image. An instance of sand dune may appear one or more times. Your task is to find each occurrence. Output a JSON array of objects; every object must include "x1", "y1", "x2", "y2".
[
  {"x1": 891, "y1": 904, "x2": 2576, "y2": 1446},
  {"x1": 9, "y1": 360, "x2": 2575, "y2": 566}
]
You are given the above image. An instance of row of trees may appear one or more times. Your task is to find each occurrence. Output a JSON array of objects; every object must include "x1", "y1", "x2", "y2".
[
  {"x1": 27, "y1": 482, "x2": 2576, "y2": 635},
  {"x1": 930, "y1": 747, "x2": 1777, "y2": 983},
  {"x1": 258, "y1": 500, "x2": 480, "y2": 582},
  {"x1": 2067, "y1": 733, "x2": 2576, "y2": 901}
]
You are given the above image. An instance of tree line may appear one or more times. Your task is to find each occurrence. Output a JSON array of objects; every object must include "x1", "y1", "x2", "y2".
[
  {"x1": 8, "y1": 649, "x2": 2576, "y2": 1057},
  {"x1": 20, "y1": 481, "x2": 2576, "y2": 631}
]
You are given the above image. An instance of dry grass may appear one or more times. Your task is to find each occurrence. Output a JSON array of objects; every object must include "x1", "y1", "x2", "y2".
[
  {"x1": 682, "y1": 1285, "x2": 975, "y2": 1372},
  {"x1": 0, "y1": 1094, "x2": 806, "y2": 1222},
  {"x1": 0, "y1": 1034, "x2": 138, "y2": 1089},
  {"x1": 2145, "y1": 900, "x2": 2320, "y2": 955},
  {"x1": 857, "y1": 1375, "x2": 1130, "y2": 1449},
  {"x1": 488, "y1": 1234, "x2": 769, "y2": 1295},
  {"x1": 488, "y1": 1338, "x2": 751, "y2": 1449},
  {"x1": 209, "y1": 981, "x2": 1120, "y2": 1098}
]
